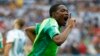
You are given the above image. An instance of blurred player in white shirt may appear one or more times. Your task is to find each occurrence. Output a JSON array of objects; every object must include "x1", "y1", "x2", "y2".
[{"x1": 4, "y1": 19, "x2": 27, "y2": 56}]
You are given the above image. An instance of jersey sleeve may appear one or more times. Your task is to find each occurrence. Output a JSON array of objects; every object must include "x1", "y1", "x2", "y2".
[
  {"x1": 6, "y1": 31, "x2": 15, "y2": 43},
  {"x1": 46, "y1": 26, "x2": 60, "y2": 39}
]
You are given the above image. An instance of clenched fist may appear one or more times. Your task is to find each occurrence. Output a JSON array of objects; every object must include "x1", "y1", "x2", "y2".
[{"x1": 66, "y1": 19, "x2": 76, "y2": 28}]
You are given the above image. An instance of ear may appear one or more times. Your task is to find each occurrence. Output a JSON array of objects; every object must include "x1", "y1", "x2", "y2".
[
  {"x1": 52, "y1": 12, "x2": 59, "y2": 18},
  {"x1": 52, "y1": 12, "x2": 56, "y2": 17}
]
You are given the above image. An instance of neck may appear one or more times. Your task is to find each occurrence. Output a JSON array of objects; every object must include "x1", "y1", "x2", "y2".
[
  {"x1": 55, "y1": 18, "x2": 62, "y2": 27},
  {"x1": 51, "y1": 17, "x2": 62, "y2": 27},
  {"x1": 14, "y1": 26, "x2": 22, "y2": 30}
]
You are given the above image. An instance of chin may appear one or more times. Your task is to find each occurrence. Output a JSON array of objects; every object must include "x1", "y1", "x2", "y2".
[
  {"x1": 61, "y1": 24, "x2": 66, "y2": 26},
  {"x1": 59, "y1": 22, "x2": 66, "y2": 26},
  {"x1": 63, "y1": 24, "x2": 66, "y2": 26}
]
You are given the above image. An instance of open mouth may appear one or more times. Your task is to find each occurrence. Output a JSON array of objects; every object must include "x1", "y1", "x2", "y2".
[
  {"x1": 63, "y1": 17, "x2": 68, "y2": 25},
  {"x1": 64, "y1": 17, "x2": 68, "y2": 21}
]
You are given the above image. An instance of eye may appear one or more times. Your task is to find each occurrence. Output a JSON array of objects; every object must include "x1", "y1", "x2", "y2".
[
  {"x1": 60, "y1": 9, "x2": 68, "y2": 13},
  {"x1": 61, "y1": 9, "x2": 66, "y2": 12}
]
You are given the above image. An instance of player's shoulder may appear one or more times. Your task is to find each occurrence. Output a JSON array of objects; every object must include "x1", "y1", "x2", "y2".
[
  {"x1": 44, "y1": 18, "x2": 58, "y2": 24},
  {"x1": 44, "y1": 18, "x2": 59, "y2": 30},
  {"x1": 7, "y1": 29, "x2": 18, "y2": 35},
  {"x1": 8, "y1": 29, "x2": 14, "y2": 33},
  {"x1": 48, "y1": 18, "x2": 59, "y2": 27},
  {"x1": 6, "y1": 30, "x2": 15, "y2": 37}
]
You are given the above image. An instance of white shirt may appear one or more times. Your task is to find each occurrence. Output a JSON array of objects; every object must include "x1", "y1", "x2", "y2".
[{"x1": 6, "y1": 29, "x2": 27, "y2": 56}]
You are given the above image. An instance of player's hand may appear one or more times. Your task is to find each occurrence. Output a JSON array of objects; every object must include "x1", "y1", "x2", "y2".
[{"x1": 66, "y1": 19, "x2": 76, "y2": 28}]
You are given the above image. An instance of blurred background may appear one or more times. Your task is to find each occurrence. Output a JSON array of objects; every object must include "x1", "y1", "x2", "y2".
[{"x1": 0, "y1": 0, "x2": 100, "y2": 56}]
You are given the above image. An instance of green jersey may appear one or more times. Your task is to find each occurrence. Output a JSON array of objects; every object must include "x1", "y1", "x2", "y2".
[
  {"x1": 0, "y1": 33, "x2": 3, "y2": 48},
  {"x1": 28, "y1": 18, "x2": 61, "y2": 56}
]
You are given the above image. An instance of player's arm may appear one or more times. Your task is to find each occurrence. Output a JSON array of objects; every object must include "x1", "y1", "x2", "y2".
[
  {"x1": 4, "y1": 32, "x2": 14, "y2": 56},
  {"x1": 53, "y1": 19, "x2": 75, "y2": 45},
  {"x1": 46, "y1": 19, "x2": 75, "y2": 46},
  {"x1": 4, "y1": 42, "x2": 13, "y2": 56},
  {"x1": 25, "y1": 26, "x2": 36, "y2": 43}
]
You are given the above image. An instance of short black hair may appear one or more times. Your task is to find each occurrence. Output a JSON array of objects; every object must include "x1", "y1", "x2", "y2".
[{"x1": 49, "y1": 4, "x2": 63, "y2": 17}]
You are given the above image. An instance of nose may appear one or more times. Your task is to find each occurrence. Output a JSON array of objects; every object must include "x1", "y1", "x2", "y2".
[
  {"x1": 64, "y1": 10, "x2": 68, "y2": 15},
  {"x1": 64, "y1": 12, "x2": 69, "y2": 16}
]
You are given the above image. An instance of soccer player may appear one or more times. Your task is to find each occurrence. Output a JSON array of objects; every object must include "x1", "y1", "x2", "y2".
[
  {"x1": 26, "y1": 4, "x2": 76, "y2": 56},
  {"x1": 4, "y1": 19, "x2": 27, "y2": 56}
]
